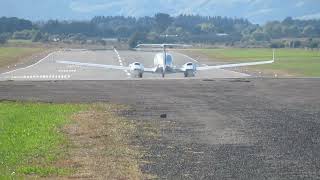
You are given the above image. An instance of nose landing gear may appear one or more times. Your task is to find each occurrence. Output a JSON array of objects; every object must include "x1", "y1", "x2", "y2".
[
  {"x1": 131, "y1": 70, "x2": 143, "y2": 78},
  {"x1": 160, "y1": 67, "x2": 165, "y2": 78}
]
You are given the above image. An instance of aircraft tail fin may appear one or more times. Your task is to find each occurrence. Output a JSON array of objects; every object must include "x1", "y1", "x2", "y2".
[{"x1": 273, "y1": 49, "x2": 275, "y2": 61}]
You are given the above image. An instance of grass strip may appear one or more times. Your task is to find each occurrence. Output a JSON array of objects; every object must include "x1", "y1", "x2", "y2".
[
  {"x1": 0, "y1": 102, "x2": 86, "y2": 178},
  {"x1": 0, "y1": 47, "x2": 45, "y2": 68},
  {"x1": 0, "y1": 102, "x2": 148, "y2": 179},
  {"x1": 190, "y1": 48, "x2": 320, "y2": 77}
]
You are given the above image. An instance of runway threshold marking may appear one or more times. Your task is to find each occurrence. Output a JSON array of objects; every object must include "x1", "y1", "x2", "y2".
[
  {"x1": 9, "y1": 74, "x2": 71, "y2": 80},
  {"x1": 114, "y1": 48, "x2": 131, "y2": 77},
  {"x1": 67, "y1": 65, "x2": 81, "y2": 68},
  {"x1": 58, "y1": 69, "x2": 77, "y2": 73}
]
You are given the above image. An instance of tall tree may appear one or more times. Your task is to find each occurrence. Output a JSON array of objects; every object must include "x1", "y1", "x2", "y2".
[
  {"x1": 155, "y1": 13, "x2": 173, "y2": 33},
  {"x1": 32, "y1": 31, "x2": 42, "y2": 42},
  {"x1": 0, "y1": 33, "x2": 9, "y2": 44},
  {"x1": 128, "y1": 32, "x2": 146, "y2": 48}
]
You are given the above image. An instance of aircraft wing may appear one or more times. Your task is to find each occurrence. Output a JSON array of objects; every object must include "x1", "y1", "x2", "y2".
[
  {"x1": 197, "y1": 59, "x2": 274, "y2": 71},
  {"x1": 57, "y1": 60, "x2": 157, "y2": 73},
  {"x1": 144, "y1": 67, "x2": 156, "y2": 72},
  {"x1": 57, "y1": 61, "x2": 130, "y2": 70}
]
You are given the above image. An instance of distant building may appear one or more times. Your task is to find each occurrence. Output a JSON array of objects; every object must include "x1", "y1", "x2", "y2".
[{"x1": 102, "y1": 38, "x2": 118, "y2": 42}]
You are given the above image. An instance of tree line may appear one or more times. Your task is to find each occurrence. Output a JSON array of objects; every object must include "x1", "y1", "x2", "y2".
[{"x1": 0, "y1": 14, "x2": 319, "y2": 48}]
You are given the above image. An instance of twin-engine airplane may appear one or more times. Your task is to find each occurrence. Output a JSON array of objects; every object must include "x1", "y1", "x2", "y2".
[{"x1": 57, "y1": 44, "x2": 275, "y2": 78}]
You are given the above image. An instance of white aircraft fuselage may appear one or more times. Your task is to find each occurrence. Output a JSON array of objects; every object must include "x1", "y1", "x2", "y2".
[
  {"x1": 154, "y1": 52, "x2": 174, "y2": 73},
  {"x1": 152, "y1": 51, "x2": 197, "y2": 78}
]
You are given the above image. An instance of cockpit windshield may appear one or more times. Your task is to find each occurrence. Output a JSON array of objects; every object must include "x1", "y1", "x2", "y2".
[{"x1": 165, "y1": 55, "x2": 173, "y2": 66}]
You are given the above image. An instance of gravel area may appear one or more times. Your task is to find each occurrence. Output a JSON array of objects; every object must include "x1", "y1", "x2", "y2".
[{"x1": 0, "y1": 79, "x2": 319, "y2": 179}]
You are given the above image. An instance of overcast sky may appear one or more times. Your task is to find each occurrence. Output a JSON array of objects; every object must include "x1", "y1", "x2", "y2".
[{"x1": 1, "y1": 0, "x2": 320, "y2": 23}]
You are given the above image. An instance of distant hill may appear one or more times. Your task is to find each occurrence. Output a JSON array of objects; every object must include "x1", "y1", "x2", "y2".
[{"x1": 1, "y1": 0, "x2": 320, "y2": 23}]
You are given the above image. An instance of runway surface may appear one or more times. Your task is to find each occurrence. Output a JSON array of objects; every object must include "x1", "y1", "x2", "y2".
[
  {"x1": 1, "y1": 79, "x2": 319, "y2": 179},
  {"x1": 0, "y1": 49, "x2": 249, "y2": 81}
]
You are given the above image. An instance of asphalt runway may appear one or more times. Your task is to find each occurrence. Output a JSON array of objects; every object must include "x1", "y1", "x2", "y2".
[
  {"x1": 0, "y1": 79, "x2": 319, "y2": 179},
  {"x1": 0, "y1": 49, "x2": 249, "y2": 81}
]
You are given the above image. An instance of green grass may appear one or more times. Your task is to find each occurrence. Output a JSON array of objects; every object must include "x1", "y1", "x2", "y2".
[
  {"x1": 0, "y1": 102, "x2": 87, "y2": 178},
  {"x1": 0, "y1": 47, "x2": 44, "y2": 67},
  {"x1": 7, "y1": 39, "x2": 33, "y2": 45},
  {"x1": 192, "y1": 48, "x2": 320, "y2": 77}
]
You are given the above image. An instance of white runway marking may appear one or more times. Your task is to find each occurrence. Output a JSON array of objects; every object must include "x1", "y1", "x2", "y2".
[
  {"x1": 174, "y1": 52, "x2": 200, "y2": 63},
  {"x1": 114, "y1": 48, "x2": 131, "y2": 77},
  {"x1": 9, "y1": 74, "x2": 71, "y2": 80},
  {"x1": 58, "y1": 69, "x2": 77, "y2": 73},
  {"x1": 67, "y1": 65, "x2": 81, "y2": 68},
  {"x1": 124, "y1": 70, "x2": 131, "y2": 76}
]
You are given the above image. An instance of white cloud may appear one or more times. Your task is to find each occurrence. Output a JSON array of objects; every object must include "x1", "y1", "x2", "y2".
[
  {"x1": 65, "y1": 0, "x2": 320, "y2": 23},
  {"x1": 245, "y1": 8, "x2": 274, "y2": 18},
  {"x1": 297, "y1": 13, "x2": 320, "y2": 20},
  {"x1": 70, "y1": 1, "x2": 124, "y2": 13},
  {"x1": 70, "y1": 0, "x2": 257, "y2": 13},
  {"x1": 295, "y1": 1, "x2": 305, "y2": 7}
]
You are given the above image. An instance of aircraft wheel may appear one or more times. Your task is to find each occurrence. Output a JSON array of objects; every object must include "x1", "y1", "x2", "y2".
[{"x1": 138, "y1": 73, "x2": 143, "y2": 78}]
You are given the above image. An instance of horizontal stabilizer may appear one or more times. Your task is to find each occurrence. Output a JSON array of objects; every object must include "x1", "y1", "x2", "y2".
[{"x1": 136, "y1": 44, "x2": 191, "y2": 48}]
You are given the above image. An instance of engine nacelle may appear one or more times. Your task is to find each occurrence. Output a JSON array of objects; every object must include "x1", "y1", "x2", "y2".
[
  {"x1": 182, "y1": 62, "x2": 197, "y2": 77},
  {"x1": 129, "y1": 62, "x2": 144, "y2": 78}
]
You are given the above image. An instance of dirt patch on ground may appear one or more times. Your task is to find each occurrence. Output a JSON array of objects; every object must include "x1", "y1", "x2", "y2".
[
  {"x1": 0, "y1": 49, "x2": 54, "y2": 74},
  {"x1": 55, "y1": 104, "x2": 149, "y2": 179}
]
